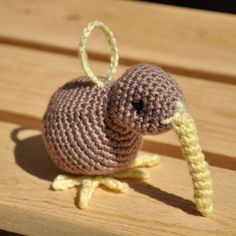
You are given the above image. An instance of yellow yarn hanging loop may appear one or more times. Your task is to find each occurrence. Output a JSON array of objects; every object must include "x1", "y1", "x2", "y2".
[{"x1": 78, "y1": 20, "x2": 119, "y2": 87}]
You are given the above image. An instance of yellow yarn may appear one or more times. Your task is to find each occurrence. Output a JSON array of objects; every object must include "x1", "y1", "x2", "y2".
[
  {"x1": 53, "y1": 175, "x2": 129, "y2": 209},
  {"x1": 112, "y1": 169, "x2": 150, "y2": 179},
  {"x1": 129, "y1": 153, "x2": 160, "y2": 168},
  {"x1": 52, "y1": 154, "x2": 159, "y2": 209},
  {"x1": 162, "y1": 101, "x2": 213, "y2": 216},
  {"x1": 78, "y1": 20, "x2": 119, "y2": 87}
]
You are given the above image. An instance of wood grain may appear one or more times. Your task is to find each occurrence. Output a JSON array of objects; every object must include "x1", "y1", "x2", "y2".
[
  {"x1": 0, "y1": 0, "x2": 235, "y2": 82},
  {"x1": 0, "y1": 121, "x2": 236, "y2": 236},
  {"x1": 0, "y1": 44, "x2": 235, "y2": 169}
]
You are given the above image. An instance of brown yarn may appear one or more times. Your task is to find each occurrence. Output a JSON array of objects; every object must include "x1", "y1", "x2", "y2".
[{"x1": 42, "y1": 64, "x2": 184, "y2": 175}]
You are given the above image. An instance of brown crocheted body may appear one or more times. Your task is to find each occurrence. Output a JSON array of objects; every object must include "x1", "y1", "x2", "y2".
[
  {"x1": 42, "y1": 77, "x2": 142, "y2": 175},
  {"x1": 43, "y1": 64, "x2": 184, "y2": 175}
]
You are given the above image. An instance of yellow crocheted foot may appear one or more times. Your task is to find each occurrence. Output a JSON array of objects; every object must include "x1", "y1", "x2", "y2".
[
  {"x1": 129, "y1": 152, "x2": 160, "y2": 169},
  {"x1": 52, "y1": 153, "x2": 159, "y2": 209},
  {"x1": 52, "y1": 169, "x2": 149, "y2": 209}
]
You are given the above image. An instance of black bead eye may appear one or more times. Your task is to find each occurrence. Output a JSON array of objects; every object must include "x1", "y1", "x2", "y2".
[{"x1": 132, "y1": 100, "x2": 144, "y2": 114}]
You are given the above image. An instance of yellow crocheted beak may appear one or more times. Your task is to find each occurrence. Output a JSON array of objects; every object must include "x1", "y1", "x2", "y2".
[{"x1": 162, "y1": 101, "x2": 213, "y2": 217}]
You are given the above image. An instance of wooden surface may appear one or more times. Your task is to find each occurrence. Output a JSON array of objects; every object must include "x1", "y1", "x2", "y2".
[
  {"x1": 1, "y1": 121, "x2": 236, "y2": 236},
  {"x1": 0, "y1": 0, "x2": 236, "y2": 83},
  {"x1": 0, "y1": 0, "x2": 236, "y2": 235}
]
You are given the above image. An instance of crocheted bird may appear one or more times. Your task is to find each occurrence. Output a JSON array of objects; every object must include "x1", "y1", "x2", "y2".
[{"x1": 42, "y1": 21, "x2": 213, "y2": 216}]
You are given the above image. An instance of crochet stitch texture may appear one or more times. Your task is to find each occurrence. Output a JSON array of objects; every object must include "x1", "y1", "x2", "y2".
[{"x1": 42, "y1": 64, "x2": 183, "y2": 175}]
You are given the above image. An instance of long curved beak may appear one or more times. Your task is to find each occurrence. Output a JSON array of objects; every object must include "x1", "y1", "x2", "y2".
[{"x1": 162, "y1": 101, "x2": 213, "y2": 216}]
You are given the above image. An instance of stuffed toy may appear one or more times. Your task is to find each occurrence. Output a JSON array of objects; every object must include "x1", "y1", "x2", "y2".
[{"x1": 42, "y1": 21, "x2": 213, "y2": 216}]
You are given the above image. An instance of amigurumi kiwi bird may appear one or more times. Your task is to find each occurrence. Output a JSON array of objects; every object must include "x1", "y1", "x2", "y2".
[{"x1": 42, "y1": 21, "x2": 213, "y2": 216}]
